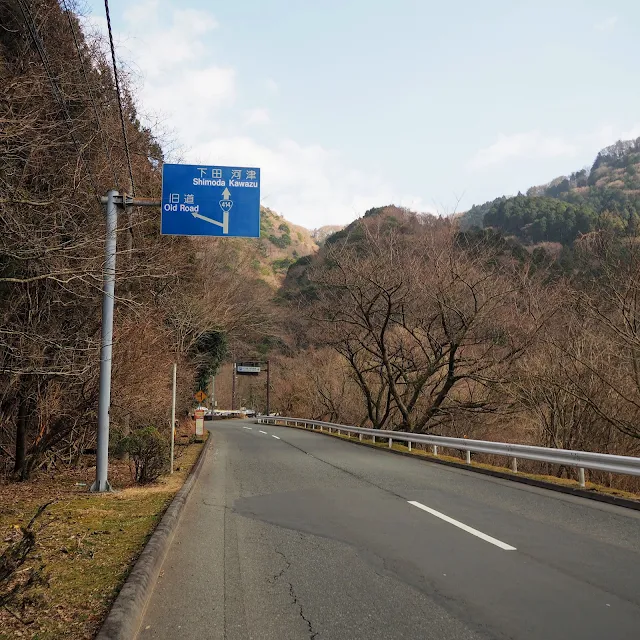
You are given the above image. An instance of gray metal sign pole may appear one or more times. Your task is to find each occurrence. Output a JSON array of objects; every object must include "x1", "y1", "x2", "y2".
[
  {"x1": 266, "y1": 360, "x2": 271, "y2": 416},
  {"x1": 91, "y1": 189, "x2": 118, "y2": 492},
  {"x1": 170, "y1": 362, "x2": 177, "y2": 474},
  {"x1": 91, "y1": 193, "x2": 161, "y2": 492},
  {"x1": 232, "y1": 362, "x2": 237, "y2": 410},
  {"x1": 209, "y1": 376, "x2": 215, "y2": 409}
]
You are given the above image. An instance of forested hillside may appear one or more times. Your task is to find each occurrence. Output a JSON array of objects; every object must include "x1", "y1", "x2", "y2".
[
  {"x1": 3, "y1": 0, "x2": 640, "y2": 499},
  {"x1": 263, "y1": 204, "x2": 640, "y2": 493},
  {"x1": 460, "y1": 137, "x2": 640, "y2": 243},
  {"x1": 0, "y1": 0, "x2": 277, "y2": 478},
  {"x1": 254, "y1": 208, "x2": 319, "y2": 285}
]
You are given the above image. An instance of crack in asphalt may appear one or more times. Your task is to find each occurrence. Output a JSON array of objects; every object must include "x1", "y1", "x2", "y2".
[
  {"x1": 279, "y1": 437, "x2": 407, "y2": 502},
  {"x1": 268, "y1": 549, "x2": 290, "y2": 585},
  {"x1": 270, "y1": 549, "x2": 318, "y2": 639}
]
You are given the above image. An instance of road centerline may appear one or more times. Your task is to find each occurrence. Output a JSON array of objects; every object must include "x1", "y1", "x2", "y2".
[
  {"x1": 243, "y1": 426, "x2": 252, "y2": 430},
  {"x1": 408, "y1": 500, "x2": 516, "y2": 551},
  {"x1": 259, "y1": 430, "x2": 267, "y2": 434},
  {"x1": 272, "y1": 435, "x2": 280, "y2": 439}
]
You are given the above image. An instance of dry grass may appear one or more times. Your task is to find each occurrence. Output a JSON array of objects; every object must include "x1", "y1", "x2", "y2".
[{"x1": 0, "y1": 438, "x2": 206, "y2": 640}]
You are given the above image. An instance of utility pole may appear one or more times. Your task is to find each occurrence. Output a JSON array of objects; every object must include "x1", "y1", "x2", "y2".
[
  {"x1": 170, "y1": 362, "x2": 177, "y2": 474},
  {"x1": 91, "y1": 189, "x2": 118, "y2": 492},
  {"x1": 231, "y1": 361, "x2": 237, "y2": 410},
  {"x1": 91, "y1": 193, "x2": 160, "y2": 493},
  {"x1": 266, "y1": 359, "x2": 271, "y2": 416}
]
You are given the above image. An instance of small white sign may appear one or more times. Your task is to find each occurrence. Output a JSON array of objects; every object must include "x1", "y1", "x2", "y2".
[{"x1": 237, "y1": 365, "x2": 261, "y2": 373}]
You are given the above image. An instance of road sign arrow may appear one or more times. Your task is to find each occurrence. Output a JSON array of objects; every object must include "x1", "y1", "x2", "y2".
[
  {"x1": 192, "y1": 211, "x2": 224, "y2": 227},
  {"x1": 222, "y1": 187, "x2": 231, "y2": 200}
]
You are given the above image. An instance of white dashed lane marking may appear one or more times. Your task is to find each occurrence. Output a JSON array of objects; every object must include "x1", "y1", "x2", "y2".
[{"x1": 408, "y1": 501, "x2": 516, "y2": 551}]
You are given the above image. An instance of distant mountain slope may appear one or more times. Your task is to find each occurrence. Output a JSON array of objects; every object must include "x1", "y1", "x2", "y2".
[
  {"x1": 281, "y1": 205, "x2": 434, "y2": 299},
  {"x1": 458, "y1": 137, "x2": 640, "y2": 243},
  {"x1": 245, "y1": 207, "x2": 319, "y2": 287},
  {"x1": 311, "y1": 225, "x2": 344, "y2": 245}
]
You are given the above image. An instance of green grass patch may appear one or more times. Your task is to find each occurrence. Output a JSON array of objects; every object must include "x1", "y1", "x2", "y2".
[{"x1": 0, "y1": 439, "x2": 206, "y2": 640}]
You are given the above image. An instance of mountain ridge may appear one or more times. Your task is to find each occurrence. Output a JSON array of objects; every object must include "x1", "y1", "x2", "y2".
[{"x1": 459, "y1": 136, "x2": 640, "y2": 244}]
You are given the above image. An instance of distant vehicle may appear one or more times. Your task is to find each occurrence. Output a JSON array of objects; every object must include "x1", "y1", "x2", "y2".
[{"x1": 244, "y1": 409, "x2": 256, "y2": 417}]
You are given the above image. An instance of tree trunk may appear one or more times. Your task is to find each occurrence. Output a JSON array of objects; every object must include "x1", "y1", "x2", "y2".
[{"x1": 14, "y1": 391, "x2": 28, "y2": 477}]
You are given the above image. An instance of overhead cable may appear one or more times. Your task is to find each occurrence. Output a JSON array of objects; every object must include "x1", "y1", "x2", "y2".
[
  {"x1": 61, "y1": 0, "x2": 119, "y2": 188},
  {"x1": 104, "y1": 0, "x2": 136, "y2": 196}
]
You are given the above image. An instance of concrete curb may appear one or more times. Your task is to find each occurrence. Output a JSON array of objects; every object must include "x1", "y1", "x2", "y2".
[
  {"x1": 279, "y1": 424, "x2": 640, "y2": 512},
  {"x1": 96, "y1": 436, "x2": 212, "y2": 640}
]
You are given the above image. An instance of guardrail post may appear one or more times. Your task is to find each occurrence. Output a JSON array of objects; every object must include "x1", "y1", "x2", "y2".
[
  {"x1": 388, "y1": 437, "x2": 393, "y2": 448},
  {"x1": 320, "y1": 425, "x2": 324, "y2": 432},
  {"x1": 466, "y1": 450, "x2": 471, "y2": 464},
  {"x1": 372, "y1": 434, "x2": 376, "y2": 443},
  {"x1": 408, "y1": 441, "x2": 412, "y2": 452},
  {"x1": 578, "y1": 467, "x2": 586, "y2": 488},
  {"x1": 359, "y1": 433, "x2": 362, "y2": 441},
  {"x1": 433, "y1": 445, "x2": 438, "y2": 456},
  {"x1": 511, "y1": 457, "x2": 518, "y2": 473}
]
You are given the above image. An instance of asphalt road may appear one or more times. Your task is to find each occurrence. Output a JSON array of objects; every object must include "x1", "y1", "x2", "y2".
[{"x1": 137, "y1": 419, "x2": 640, "y2": 640}]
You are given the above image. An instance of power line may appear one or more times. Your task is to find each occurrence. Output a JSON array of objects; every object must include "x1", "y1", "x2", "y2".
[
  {"x1": 16, "y1": 0, "x2": 100, "y2": 198},
  {"x1": 103, "y1": 0, "x2": 136, "y2": 196},
  {"x1": 60, "y1": 0, "x2": 119, "y2": 188}
]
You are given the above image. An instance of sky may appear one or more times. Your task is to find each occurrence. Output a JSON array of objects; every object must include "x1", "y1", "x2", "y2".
[{"x1": 82, "y1": 0, "x2": 640, "y2": 229}]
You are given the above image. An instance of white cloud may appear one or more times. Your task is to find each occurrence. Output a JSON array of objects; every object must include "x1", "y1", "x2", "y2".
[
  {"x1": 84, "y1": 0, "x2": 427, "y2": 228},
  {"x1": 141, "y1": 66, "x2": 235, "y2": 144},
  {"x1": 121, "y1": 4, "x2": 219, "y2": 77},
  {"x1": 187, "y1": 136, "x2": 427, "y2": 227},
  {"x1": 595, "y1": 16, "x2": 618, "y2": 32},
  {"x1": 470, "y1": 131, "x2": 578, "y2": 169},
  {"x1": 244, "y1": 108, "x2": 270, "y2": 127}
]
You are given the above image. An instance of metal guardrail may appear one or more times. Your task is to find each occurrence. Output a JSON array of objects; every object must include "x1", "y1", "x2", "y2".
[{"x1": 256, "y1": 416, "x2": 640, "y2": 487}]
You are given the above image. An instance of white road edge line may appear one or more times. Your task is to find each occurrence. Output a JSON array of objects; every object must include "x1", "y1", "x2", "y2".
[
  {"x1": 408, "y1": 501, "x2": 516, "y2": 551},
  {"x1": 259, "y1": 430, "x2": 267, "y2": 434},
  {"x1": 272, "y1": 435, "x2": 280, "y2": 439},
  {"x1": 243, "y1": 427, "x2": 252, "y2": 430}
]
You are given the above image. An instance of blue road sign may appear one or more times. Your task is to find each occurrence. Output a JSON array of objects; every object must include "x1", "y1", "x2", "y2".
[{"x1": 161, "y1": 164, "x2": 260, "y2": 237}]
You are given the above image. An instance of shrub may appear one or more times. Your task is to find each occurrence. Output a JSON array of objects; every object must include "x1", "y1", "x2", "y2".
[
  {"x1": 268, "y1": 233, "x2": 291, "y2": 249},
  {"x1": 120, "y1": 427, "x2": 169, "y2": 484},
  {"x1": 272, "y1": 257, "x2": 294, "y2": 273}
]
